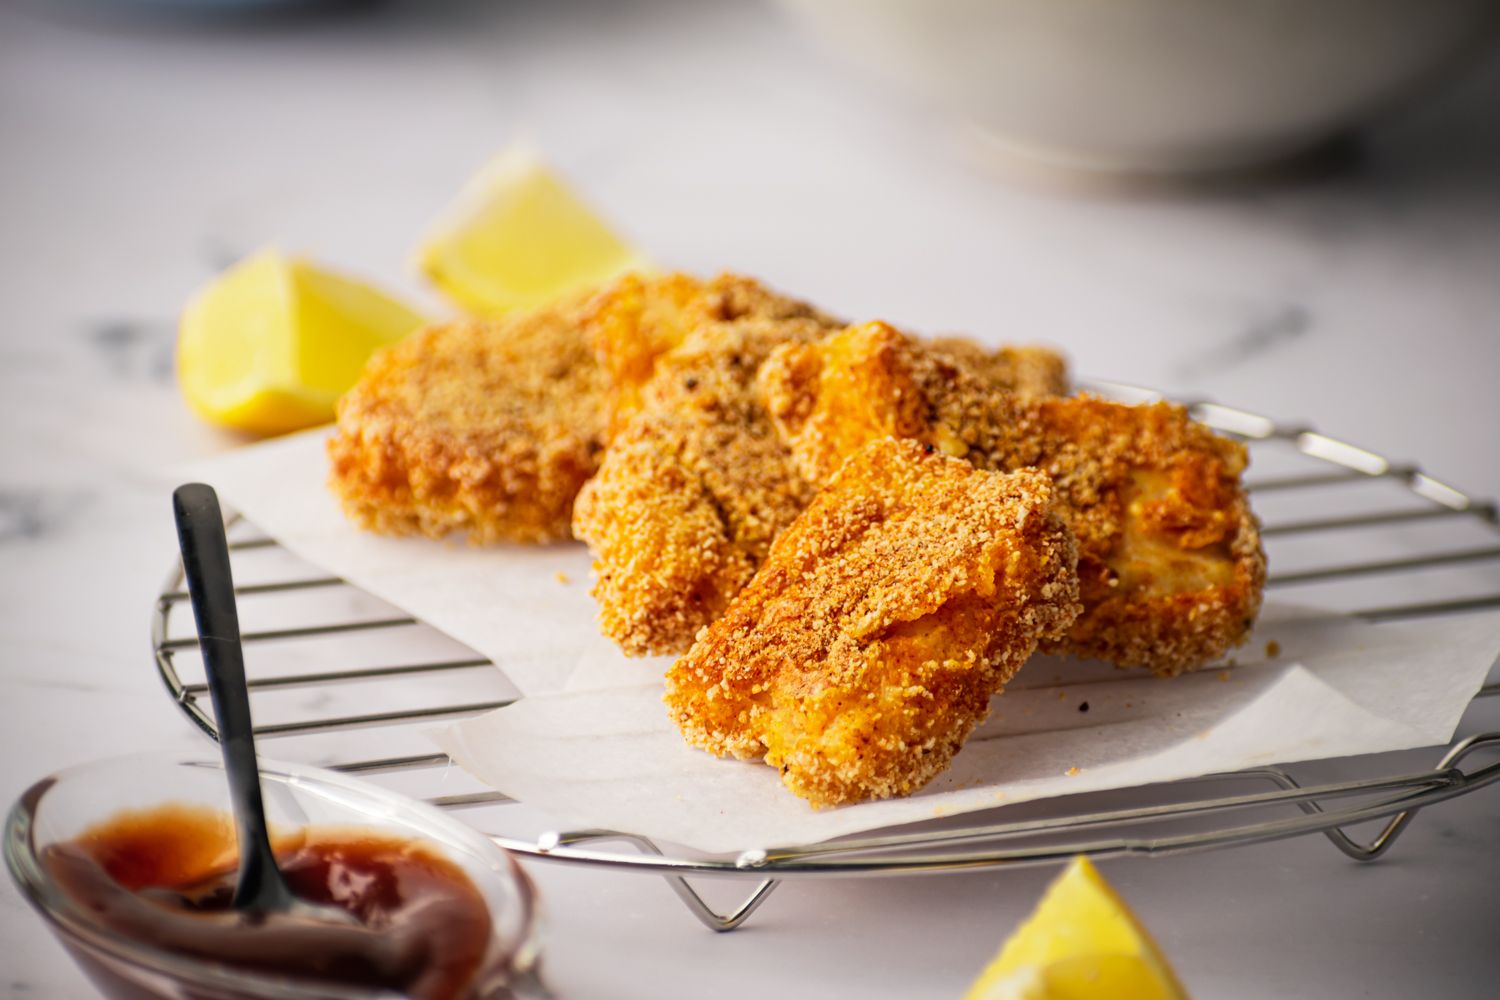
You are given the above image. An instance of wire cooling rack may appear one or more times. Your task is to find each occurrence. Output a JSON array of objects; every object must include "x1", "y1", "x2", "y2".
[{"x1": 152, "y1": 382, "x2": 1500, "y2": 931}]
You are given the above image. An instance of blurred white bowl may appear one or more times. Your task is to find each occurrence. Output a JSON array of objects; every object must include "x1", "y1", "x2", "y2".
[{"x1": 774, "y1": 0, "x2": 1499, "y2": 176}]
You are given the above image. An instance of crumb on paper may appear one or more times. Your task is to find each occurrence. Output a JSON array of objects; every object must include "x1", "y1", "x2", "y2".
[
  {"x1": 1266, "y1": 640, "x2": 1281, "y2": 658},
  {"x1": 1066, "y1": 766, "x2": 1080, "y2": 777},
  {"x1": 554, "y1": 571, "x2": 570, "y2": 585},
  {"x1": 1057, "y1": 691, "x2": 1067, "y2": 701},
  {"x1": 1078, "y1": 701, "x2": 1090, "y2": 713},
  {"x1": 1218, "y1": 669, "x2": 1232, "y2": 682}
]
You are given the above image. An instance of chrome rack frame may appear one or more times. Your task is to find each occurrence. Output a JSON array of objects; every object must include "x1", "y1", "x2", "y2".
[{"x1": 152, "y1": 383, "x2": 1500, "y2": 932}]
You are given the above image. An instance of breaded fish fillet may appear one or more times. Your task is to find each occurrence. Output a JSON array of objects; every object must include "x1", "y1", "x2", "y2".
[
  {"x1": 572, "y1": 317, "x2": 832, "y2": 653},
  {"x1": 665, "y1": 438, "x2": 1081, "y2": 808},
  {"x1": 585, "y1": 271, "x2": 838, "y2": 438},
  {"x1": 577, "y1": 317, "x2": 1072, "y2": 656},
  {"x1": 328, "y1": 293, "x2": 607, "y2": 543},
  {"x1": 760, "y1": 321, "x2": 1265, "y2": 675},
  {"x1": 328, "y1": 271, "x2": 830, "y2": 545}
]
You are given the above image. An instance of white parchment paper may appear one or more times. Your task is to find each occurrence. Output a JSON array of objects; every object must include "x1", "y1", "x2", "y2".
[
  {"x1": 185, "y1": 429, "x2": 600, "y2": 695},
  {"x1": 434, "y1": 610, "x2": 1500, "y2": 853},
  {"x1": 188, "y1": 432, "x2": 1500, "y2": 854}
]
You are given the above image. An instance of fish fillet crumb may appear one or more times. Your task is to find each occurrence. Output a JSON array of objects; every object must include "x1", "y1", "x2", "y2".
[
  {"x1": 759, "y1": 321, "x2": 1265, "y2": 675},
  {"x1": 573, "y1": 316, "x2": 833, "y2": 654},
  {"x1": 578, "y1": 320, "x2": 1071, "y2": 656},
  {"x1": 927, "y1": 337, "x2": 1069, "y2": 397},
  {"x1": 328, "y1": 271, "x2": 827, "y2": 544},
  {"x1": 585, "y1": 271, "x2": 839, "y2": 438},
  {"x1": 664, "y1": 438, "x2": 1082, "y2": 808},
  {"x1": 327, "y1": 291, "x2": 607, "y2": 544}
]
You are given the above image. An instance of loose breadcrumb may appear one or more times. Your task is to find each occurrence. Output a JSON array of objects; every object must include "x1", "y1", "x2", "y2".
[
  {"x1": 759, "y1": 321, "x2": 1266, "y2": 675},
  {"x1": 665, "y1": 438, "x2": 1081, "y2": 808}
]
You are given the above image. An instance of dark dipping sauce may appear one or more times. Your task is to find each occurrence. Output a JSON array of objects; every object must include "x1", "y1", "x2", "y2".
[{"x1": 42, "y1": 804, "x2": 494, "y2": 1000}]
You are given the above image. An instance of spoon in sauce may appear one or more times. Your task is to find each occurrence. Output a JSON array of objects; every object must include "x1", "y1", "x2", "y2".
[{"x1": 172, "y1": 482, "x2": 355, "y2": 926}]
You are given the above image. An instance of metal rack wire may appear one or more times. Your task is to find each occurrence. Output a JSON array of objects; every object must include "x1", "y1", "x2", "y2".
[{"x1": 152, "y1": 382, "x2": 1500, "y2": 931}]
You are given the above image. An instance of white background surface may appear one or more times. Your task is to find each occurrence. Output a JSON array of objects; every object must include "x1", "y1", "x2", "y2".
[{"x1": 2, "y1": 2, "x2": 1498, "y2": 997}]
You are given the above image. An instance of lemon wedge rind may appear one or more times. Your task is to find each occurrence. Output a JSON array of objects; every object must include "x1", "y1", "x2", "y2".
[
  {"x1": 414, "y1": 143, "x2": 649, "y2": 315},
  {"x1": 964, "y1": 856, "x2": 1188, "y2": 1000},
  {"x1": 177, "y1": 248, "x2": 426, "y2": 436}
]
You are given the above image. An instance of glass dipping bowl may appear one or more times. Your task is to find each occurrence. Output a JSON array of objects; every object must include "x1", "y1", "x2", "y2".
[{"x1": 5, "y1": 753, "x2": 543, "y2": 1000}]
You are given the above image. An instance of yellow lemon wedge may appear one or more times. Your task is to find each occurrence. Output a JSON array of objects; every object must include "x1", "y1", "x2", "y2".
[
  {"x1": 415, "y1": 144, "x2": 648, "y2": 315},
  {"x1": 964, "y1": 857, "x2": 1189, "y2": 1000},
  {"x1": 178, "y1": 248, "x2": 427, "y2": 436}
]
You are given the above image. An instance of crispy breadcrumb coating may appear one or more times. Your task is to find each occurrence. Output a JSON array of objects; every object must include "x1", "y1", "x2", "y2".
[
  {"x1": 759, "y1": 321, "x2": 1265, "y2": 675},
  {"x1": 328, "y1": 271, "x2": 831, "y2": 545},
  {"x1": 572, "y1": 317, "x2": 831, "y2": 654},
  {"x1": 927, "y1": 337, "x2": 1069, "y2": 397},
  {"x1": 665, "y1": 438, "x2": 1081, "y2": 807},
  {"x1": 585, "y1": 271, "x2": 838, "y2": 438},
  {"x1": 577, "y1": 317, "x2": 1070, "y2": 656},
  {"x1": 328, "y1": 293, "x2": 606, "y2": 544}
]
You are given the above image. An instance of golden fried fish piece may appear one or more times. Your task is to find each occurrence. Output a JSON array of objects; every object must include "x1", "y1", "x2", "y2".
[
  {"x1": 579, "y1": 317, "x2": 1071, "y2": 655},
  {"x1": 328, "y1": 293, "x2": 608, "y2": 544},
  {"x1": 759, "y1": 321, "x2": 1265, "y2": 675},
  {"x1": 328, "y1": 271, "x2": 830, "y2": 545},
  {"x1": 665, "y1": 438, "x2": 1081, "y2": 808},
  {"x1": 573, "y1": 317, "x2": 831, "y2": 654},
  {"x1": 585, "y1": 271, "x2": 838, "y2": 438}
]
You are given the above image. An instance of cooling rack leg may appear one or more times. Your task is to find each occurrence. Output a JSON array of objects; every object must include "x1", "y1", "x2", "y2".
[
  {"x1": 539, "y1": 829, "x2": 781, "y2": 932},
  {"x1": 1244, "y1": 733, "x2": 1500, "y2": 862},
  {"x1": 663, "y1": 875, "x2": 780, "y2": 933},
  {"x1": 1245, "y1": 767, "x2": 1416, "y2": 861},
  {"x1": 1314, "y1": 805, "x2": 1416, "y2": 862},
  {"x1": 1313, "y1": 733, "x2": 1500, "y2": 859}
]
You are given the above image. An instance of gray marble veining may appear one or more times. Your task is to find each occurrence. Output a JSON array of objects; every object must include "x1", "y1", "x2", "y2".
[
  {"x1": 0, "y1": 487, "x2": 90, "y2": 544},
  {"x1": 1172, "y1": 302, "x2": 1313, "y2": 380},
  {"x1": 83, "y1": 319, "x2": 176, "y2": 384}
]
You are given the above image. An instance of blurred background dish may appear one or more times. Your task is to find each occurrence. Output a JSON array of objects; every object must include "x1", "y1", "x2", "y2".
[{"x1": 772, "y1": 0, "x2": 1500, "y2": 177}]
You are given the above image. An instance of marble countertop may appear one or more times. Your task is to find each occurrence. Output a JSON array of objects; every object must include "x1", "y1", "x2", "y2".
[{"x1": 2, "y1": 3, "x2": 1498, "y2": 997}]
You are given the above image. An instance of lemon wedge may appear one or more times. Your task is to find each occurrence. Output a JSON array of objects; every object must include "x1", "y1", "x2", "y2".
[
  {"x1": 415, "y1": 145, "x2": 648, "y2": 315},
  {"x1": 965, "y1": 857, "x2": 1189, "y2": 1000},
  {"x1": 178, "y1": 248, "x2": 427, "y2": 436}
]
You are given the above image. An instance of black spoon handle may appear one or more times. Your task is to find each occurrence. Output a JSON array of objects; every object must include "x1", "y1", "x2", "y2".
[{"x1": 172, "y1": 483, "x2": 295, "y2": 913}]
